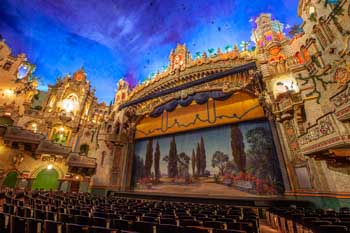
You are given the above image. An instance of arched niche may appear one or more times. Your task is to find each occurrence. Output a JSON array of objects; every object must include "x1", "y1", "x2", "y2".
[
  {"x1": 32, "y1": 168, "x2": 59, "y2": 191},
  {"x1": 1, "y1": 171, "x2": 18, "y2": 188}
]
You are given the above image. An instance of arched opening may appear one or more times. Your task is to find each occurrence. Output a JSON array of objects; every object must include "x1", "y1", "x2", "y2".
[
  {"x1": 80, "y1": 143, "x2": 90, "y2": 155},
  {"x1": 2, "y1": 171, "x2": 18, "y2": 188},
  {"x1": 32, "y1": 168, "x2": 59, "y2": 191}
]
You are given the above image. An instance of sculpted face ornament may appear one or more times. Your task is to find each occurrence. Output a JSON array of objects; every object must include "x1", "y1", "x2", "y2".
[{"x1": 173, "y1": 54, "x2": 184, "y2": 69}]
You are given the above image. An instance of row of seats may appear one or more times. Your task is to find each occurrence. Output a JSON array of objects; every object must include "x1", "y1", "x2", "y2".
[
  {"x1": 0, "y1": 191, "x2": 259, "y2": 233},
  {"x1": 266, "y1": 206, "x2": 350, "y2": 233}
]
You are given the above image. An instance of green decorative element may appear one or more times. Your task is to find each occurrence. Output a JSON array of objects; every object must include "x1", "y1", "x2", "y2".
[
  {"x1": 309, "y1": 13, "x2": 316, "y2": 22},
  {"x1": 207, "y1": 48, "x2": 215, "y2": 57},
  {"x1": 240, "y1": 41, "x2": 250, "y2": 51},
  {"x1": 194, "y1": 52, "x2": 201, "y2": 59},
  {"x1": 2, "y1": 172, "x2": 18, "y2": 188},
  {"x1": 32, "y1": 168, "x2": 59, "y2": 191},
  {"x1": 52, "y1": 133, "x2": 68, "y2": 145},
  {"x1": 311, "y1": 55, "x2": 322, "y2": 68},
  {"x1": 224, "y1": 45, "x2": 232, "y2": 52},
  {"x1": 298, "y1": 73, "x2": 336, "y2": 104}
]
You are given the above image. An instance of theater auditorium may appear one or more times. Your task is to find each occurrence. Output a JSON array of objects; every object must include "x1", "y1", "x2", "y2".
[{"x1": 0, "y1": 0, "x2": 350, "y2": 232}]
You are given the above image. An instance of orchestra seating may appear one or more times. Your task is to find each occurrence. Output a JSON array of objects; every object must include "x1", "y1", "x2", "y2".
[
  {"x1": 0, "y1": 190, "x2": 349, "y2": 233},
  {"x1": 267, "y1": 206, "x2": 350, "y2": 233}
]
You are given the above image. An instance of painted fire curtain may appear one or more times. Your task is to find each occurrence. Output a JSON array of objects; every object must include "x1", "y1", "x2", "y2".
[{"x1": 132, "y1": 120, "x2": 284, "y2": 197}]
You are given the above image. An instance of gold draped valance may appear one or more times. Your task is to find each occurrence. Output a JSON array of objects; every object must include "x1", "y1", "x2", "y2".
[{"x1": 135, "y1": 91, "x2": 265, "y2": 139}]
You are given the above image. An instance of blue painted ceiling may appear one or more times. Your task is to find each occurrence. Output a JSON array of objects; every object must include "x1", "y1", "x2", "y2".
[{"x1": 0, "y1": 0, "x2": 301, "y2": 102}]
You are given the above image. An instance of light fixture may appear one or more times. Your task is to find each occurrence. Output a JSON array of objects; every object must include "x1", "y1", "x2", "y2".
[
  {"x1": 59, "y1": 127, "x2": 65, "y2": 132},
  {"x1": 75, "y1": 176, "x2": 80, "y2": 180},
  {"x1": 47, "y1": 164, "x2": 53, "y2": 170},
  {"x1": 4, "y1": 89, "x2": 14, "y2": 96},
  {"x1": 31, "y1": 123, "x2": 38, "y2": 132}
]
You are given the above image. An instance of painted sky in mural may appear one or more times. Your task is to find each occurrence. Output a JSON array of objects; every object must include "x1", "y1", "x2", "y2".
[{"x1": 0, "y1": 0, "x2": 301, "y2": 102}]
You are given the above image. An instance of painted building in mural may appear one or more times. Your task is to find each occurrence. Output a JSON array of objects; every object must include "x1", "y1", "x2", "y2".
[{"x1": 0, "y1": 0, "x2": 349, "y2": 207}]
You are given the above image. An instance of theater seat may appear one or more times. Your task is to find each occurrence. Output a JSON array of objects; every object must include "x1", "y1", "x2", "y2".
[
  {"x1": 133, "y1": 221, "x2": 155, "y2": 233},
  {"x1": 203, "y1": 221, "x2": 226, "y2": 229},
  {"x1": 66, "y1": 223, "x2": 89, "y2": 233},
  {"x1": 179, "y1": 219, "x2": 201, "y2": 227},
  {"x1": 43, "y1": 220, "x2": 61, "y2": 233},
  {"x1": 110, "y1": 219, "x2": 129, "y2": 230},
  {"x1": 88, "y1": 226, "x2": 117, "y2": 233},
  {"x1": 217, "y1": 230, "x2": 246, "y2": 233},
  {"x1": 183, "y1": 226, "x2": 211, "y2": 233},
  {"x1": 10, "y1": 216, "x2": 26, "y2": 233},
  {"x1": 0, "y1": 212, "x2": 10, "y2": 233},
  {"x1": 318, "y1": 225, "x2": 348, "y2": 233},
  {"x1": 160, "y1": 218, "x2": 177, "y2": 225},
  {"x1": 157, "y1": 224, "x2": 184, "y2": 233}
]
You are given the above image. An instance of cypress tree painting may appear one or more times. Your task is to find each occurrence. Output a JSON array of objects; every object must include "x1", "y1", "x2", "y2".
[
  {"x1": 196, "y1": 143, "x2": 201, "y2": 176},
  {"x1": 154, "y1": 141, "x2": 161, "y2": 183},
  {"x1": 167, "y1": 136, "x2": 178, "y2": 178},
  {"x1": 231, "y1": 125, "x2": 246, "y2": 173},
  {"x1": 191, "y1": 149, "x2": 196, "y2": 177},
  {"x1": 144, "y1": 138, "x2": 153, "y2": 178},
  {"x1": 199, "y1": 136, "x2": 207, "y2": 176},
  {"x1": 132, "y1": 120, "x2": 284, "y2": 196}
]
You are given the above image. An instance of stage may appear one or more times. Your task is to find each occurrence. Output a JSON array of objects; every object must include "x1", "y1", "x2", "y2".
[{"x1": 109, "y1": 191, "x2": 312, "y2": 208}]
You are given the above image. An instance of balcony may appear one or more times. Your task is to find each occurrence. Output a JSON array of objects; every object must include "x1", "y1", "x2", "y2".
[
  {"x1": 273, "y1": 92, "x2": 304, "y2": 123},
  {"x1": 67, "y1": 152, "x2": 97, "y2": 176},
  {"x1": 107, "y1": 132, "x2": 130, "y2": 145},
  {"x1": 35, "y1": 140, "x2": 71, "y2": 158},
  {"x1": 298, "y1": 113, "x2": 350, "y2": 159},
  {"x1": 330, "y1": 81, "x2": 350, "y2": 121},
  {"x1": 4, "y1": 126, "x2": 45, "y2": 144}
]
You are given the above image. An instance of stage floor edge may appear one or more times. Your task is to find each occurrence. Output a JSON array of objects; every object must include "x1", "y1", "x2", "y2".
[{"x1": 108, "y1": 191, "x2": 312, "y2": 207}]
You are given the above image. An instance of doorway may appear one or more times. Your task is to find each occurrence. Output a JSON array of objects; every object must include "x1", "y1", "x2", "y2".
[{"x1": 70, "y1": 181, "x2": 80, "y2": 193}]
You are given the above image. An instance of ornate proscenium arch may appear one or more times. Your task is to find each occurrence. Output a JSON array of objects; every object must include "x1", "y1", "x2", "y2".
[
  {"x1": 117, "y1": 60, "x2": 265, "y2": 139},
  {"x1": 119, "y1": 61, "x2": 260, "y2": 110}
]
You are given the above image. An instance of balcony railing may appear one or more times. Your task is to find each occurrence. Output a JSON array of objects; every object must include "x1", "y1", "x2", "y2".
[
  {"x1": 4, "y1": 126, "x2": 45, "y2": 144},
  {"x1": 298, "y1": 114, "x2": 350, "y2": 156},
  {"x1": 67, "y1": 153, "x2": 97, "y2": 176},
  {"x1": 330, "y1": 81, "x2": 350, "y2": 121}
]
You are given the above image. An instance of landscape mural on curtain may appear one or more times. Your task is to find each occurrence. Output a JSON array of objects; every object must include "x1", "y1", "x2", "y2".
[{"x1": 132, "y1": 120, "x2": 284, "y2": 196}]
